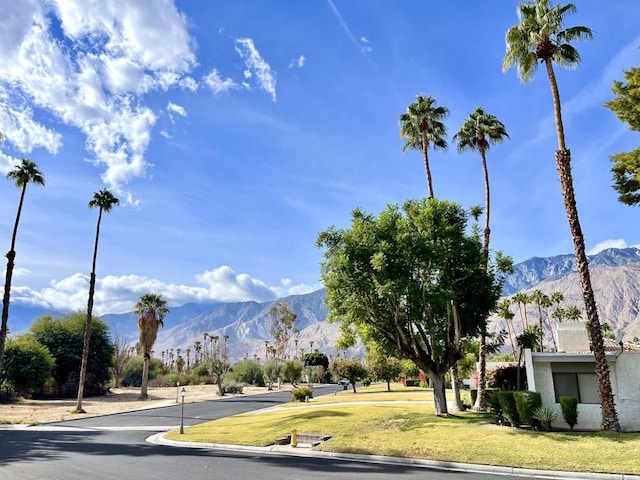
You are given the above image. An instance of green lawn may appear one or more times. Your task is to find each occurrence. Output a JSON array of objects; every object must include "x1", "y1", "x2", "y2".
[{"x1": 164, "y1": 383, "x2": 640, "y2": 475}]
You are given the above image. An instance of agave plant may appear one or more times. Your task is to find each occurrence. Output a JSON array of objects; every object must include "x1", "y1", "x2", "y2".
[{"x1": 532, "y1": 405, "x2": 558, "y2": 431}]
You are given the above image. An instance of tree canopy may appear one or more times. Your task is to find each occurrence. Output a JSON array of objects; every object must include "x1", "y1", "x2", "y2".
[
  {"x1": 605, "y1": 64, "x2": 640, "y2": 206},
  {"x1": 317, "y1": 198, "x2": 505, "y2": 415}
]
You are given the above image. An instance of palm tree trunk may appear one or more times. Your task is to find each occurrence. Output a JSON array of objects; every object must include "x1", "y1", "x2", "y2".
[
  {"x1": 76, "y1": 209, "x2": 102, "y2": 412},
  {"x1": 0, "y1": 185, "x2": 27, "y2": 375},
  {"x1": 421, "y1": 133, "x2": 435, "y2": 199},
  {"x1": 546, "y1": 59, "x2": 620, "y2": 432},
  {"x1": 473, "y1": 150, "x2": 491, "y2": 412},
  {"x1": 537, "y1": 304, "x2": 544, "y2": 352},
  {"x1": 543, "y1": 308, "x2": 558, "y2": 351},
  {"x1": 140, "y1": 354, "x2": 149, "y2": 400}
]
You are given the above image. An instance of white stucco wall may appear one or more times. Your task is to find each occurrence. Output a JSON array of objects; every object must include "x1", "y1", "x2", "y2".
[{"x1": 525, "y1": 350, "x2": 640, "y2": 431}]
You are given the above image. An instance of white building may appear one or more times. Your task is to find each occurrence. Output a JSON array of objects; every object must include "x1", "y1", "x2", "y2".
[{"x1": 524, "y1": 322, "x2": 640, "y2": 431}]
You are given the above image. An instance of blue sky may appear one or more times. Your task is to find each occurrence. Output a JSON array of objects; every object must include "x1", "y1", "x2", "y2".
[{"x1": 0, "y1": 0, "x2": 639, "y2": 314}]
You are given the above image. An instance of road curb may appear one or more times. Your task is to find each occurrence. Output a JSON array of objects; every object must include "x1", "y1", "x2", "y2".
[{"x1": 146, "y1": 431, "x2": 640, "y2": 480}]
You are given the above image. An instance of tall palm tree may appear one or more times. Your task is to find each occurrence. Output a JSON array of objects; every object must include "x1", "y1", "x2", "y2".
[
  {"x1": 511, "y1": 291, "x2": 530, "y2": 329},
  {"x1": 454, "y1": 107, "x2": 508, "y2": 411},
  {"x1": 496, "y1": 299, "x2": 517, "y2": 359},
  {"x1": 75, "y1": 189, "x2": 119, "y2": 412},
  {"x1": 0, "y1": 159, "x2": 45, "y2": 375},
  {"x1": 134, "y1": 293, "x2": 169, "y2": 400},
  {"x1": 399, "y1": 94, "x2": 449, "y2": 199},
  {"x1": 502, "y1": 0, "x2": 619, "y2": 431},
  {"x1": 530, "y1": 290, "x2": 549, "y2": 352},
  {"x1": 564, "y1": 305, "x2": 582, "y2": 321}
]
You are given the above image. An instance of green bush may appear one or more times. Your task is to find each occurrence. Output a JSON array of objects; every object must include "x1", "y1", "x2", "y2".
[
  {"x1": 497, "y1": 391, "x2": 520, "y2": 427},
  {"x1": 121, "y1": 357, "x2": 165, "y2": 387},
  {"x1": 560, "y1": 396, "x2": 579, "y2": 430},
  {"x1": 2, "y1": 335, "x2": 55, "y2": 397},
  {"x1": 486, "y1": 389, "x2": 503, "y2": 422},
  {"x1": 513, "y1": 391, "x2": 542, "y2": 428},
  {"x1": 191, "y1": 364, "x2": 210, "y2": 377},
  {"x1": 291, "y1": 386, "x2": 313, "y2": 402},
  {"x1": 490, "y1": 366, "x2": 526, "y2": 391}
]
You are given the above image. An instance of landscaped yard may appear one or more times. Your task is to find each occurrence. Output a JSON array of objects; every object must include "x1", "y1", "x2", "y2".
[{"x1": 165, "y1": 383, "x2": 640, "y2": 476}]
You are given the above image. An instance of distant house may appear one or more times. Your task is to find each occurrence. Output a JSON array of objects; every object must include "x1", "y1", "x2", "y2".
[{"x1": 524, "y1": 322, "x2": 640, "y2": 431}]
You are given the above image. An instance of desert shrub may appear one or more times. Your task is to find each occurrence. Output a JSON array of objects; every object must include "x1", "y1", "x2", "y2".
[
  {"x1": 497, "y1": 391, "x2": 520, "y2": 427},
  {"x1": 514, "y1": 391, "x2": 542, "y2": 428},
  {"x1": 291, "y1": 386, "x2": 313, "y2": 402},
  {"x1": 228, "y1": 359, "x2": 264, "y2": 386},
  {"x1": 2, "y1": 335, "x2": 55, "y2": 397},
  {"x1": 560, "y1": 396, "x2": 579, "y2": 430},
  {"x1": 121, "y1": 357, "x2": 164, "y2": 387},
  {"x1": 222, "y1": 381, "x2": 244, "y2": 394},
  {"x1": 281, "y1": 360, "x2": 303, "y2": 384},
  {"x1": 532, "y1": 405, "x2": 558, "y2": 431},
  {"x1": 191, "y1": 363, "x2": 210, "y2": 377}
]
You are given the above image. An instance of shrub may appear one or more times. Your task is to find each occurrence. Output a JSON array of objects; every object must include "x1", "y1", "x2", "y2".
[
  {"x1": 489, "y1": 365, "x2": 526, "y2": 391},
  {"x1": 486, "y1": 389, "x2": 503, "y2": 423},
  {"x1": 2, "y1": 335, "x2": 55, "y2": 397},
  {"x1": 191, "y1": 364, "x2": 210, "y2": 377},
  {"x1": 532, "y1": 406, "x2": 558, "y2": 431},
  {"x1": 222, "y1": 382, "x2": 244, "y2": 394},
  {"x1": 497, "y1": 391, "x2": 520, "y2": 427},
  {"x1": 560, "y1": 396, "x2": 579, "y2": 430},
  {"x1": 291, "y1": 386, "x2": 313, "y2": 402},
  {"x1": 514, "y1": 391, "x2": 542, "y2": 428},
  {"x1": 121, "y1": 357, "x2": 165, "y2": 387},
  {"x1": 228, "y1": 359, "x2": 264, "y2": 386}
]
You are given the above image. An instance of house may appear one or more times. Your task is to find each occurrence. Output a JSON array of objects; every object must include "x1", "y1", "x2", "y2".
[{"x1": 524, "y1": 322, "x2": 640, "y2": 431}]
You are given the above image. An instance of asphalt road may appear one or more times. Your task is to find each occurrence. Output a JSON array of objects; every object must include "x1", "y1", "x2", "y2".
[{"x1": 0, "y1": 386, "x2": 565, "y2": 480}]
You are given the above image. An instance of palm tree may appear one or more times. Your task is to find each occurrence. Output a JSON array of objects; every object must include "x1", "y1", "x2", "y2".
[
  {"x1": 399, "y1": 94, "x2": 449, "y2": 199},
  {"x1": 530, "y1": 290, "x2": 550, "y2": 352},
  {"x1": 75, "y1": 189, "x2": 119, "y2": 412},
  {"x1": 511, "y1": 291, "x2": 530, "y2": 329},
  {"x1": 503, "y1": 0, "x2": 619, "y2": 432},
  {"x1": 454, "y1": 107, "x2": 508, "y2": 411},
  {"x1": 516, "y1": 325, "x2": 543, "y2": 389},
  {"x1": 496, "y1": 299, "x2": 517, "y2": 360},
  {"x1": 0, "y1": 159, "x2": 45, "y2": 375},
  {"x1": 134, "y1": 293, "x2": 169, "y2": 400},
  {"x1": 193, "y1": 340, "x2": 202, "y2": 365},
  {"x1": 564, "y1": 305, "x2": 582, "y2": 322}
]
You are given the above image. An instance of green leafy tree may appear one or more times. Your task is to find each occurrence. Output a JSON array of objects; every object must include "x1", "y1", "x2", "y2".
[
  {"x1": 605, "y1": 64, "x2": 640, "y2": 205},
  {"x1": 76, "y1": 189, "x2": 119, "y2": 412},
  {"x1": 503, "y1": 0, "x2": 619, "y2": 431},
  {"x1": 318, "y1": 199, "x2": 505, "y2": 415},
  {"x1": 31, "y1": 313, "x2": 114, "y2": 396},
  {"x1": 366, "y1": 354, "x2": 403, "y2": 392},
  {"x1": 301, "y1": 351, "x2": 329, "y2": 369},
  {"x1": 399, "y1": 95, "x2": 449, "y2": 199},
  {"x1": 0, "y1": 159, "x2": 45, "y2": 377},
  {"x1": 229, "y1": 359, "x2": 264, "y2": 386},
  {"x1": 330, "y1": 358, "x2": 367, "y2": 393},
  {"x1": 454, "y1": 107, "x2": 509, "y2": 411},
  {"x1": 2, "y1": 334, "x2": 55, "y2": 397},
  {"x1": 269, "y1": 302, "x2": 299, "y2": 361},
  {"x1": 134, "y1": 293, "x2": 169, "y2": 400},
  {"x1": 262, "y1": 359, "x2": 281, "y2": 390},
  {"x1": 281, "y1": 359, "x2": 303, "y2": 385}
]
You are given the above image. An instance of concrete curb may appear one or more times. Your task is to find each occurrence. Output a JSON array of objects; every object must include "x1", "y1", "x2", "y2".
[{"x1": 146, "y1": 431, "x2": 640, "y2": 480}]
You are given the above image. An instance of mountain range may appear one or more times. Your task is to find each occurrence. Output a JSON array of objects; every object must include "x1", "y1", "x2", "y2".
[{"x1": 6, "y1": 247, "x2": 640, "y2": 361}]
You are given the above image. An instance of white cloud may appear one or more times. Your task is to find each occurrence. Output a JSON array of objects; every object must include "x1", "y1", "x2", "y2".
[
  {"x1": 588, "y1": 239, "x2": 640, "y2": 255},
  {"x1": 0, "y1": 0, "x2": 196, "y2": 199},
  {"x1": 203, "y1": 69, "x2": 239, "y2": 95},
  {"x1": 288, "y1": 55, "x2": 305, "y2": 69},
  {"x1": 235, "y1": 38, "x2": 277, "y2": 102},
  {"x1": 167, "y1": 102, "x2": 187, "y2": 117},
  {"x1": 10, "y1": 266, "x2": 316, "y2": 314}
]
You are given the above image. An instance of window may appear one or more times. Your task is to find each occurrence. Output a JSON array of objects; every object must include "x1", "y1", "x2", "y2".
[{"x1": 551, "y1": 363, "x2": 600, "y2": 404}]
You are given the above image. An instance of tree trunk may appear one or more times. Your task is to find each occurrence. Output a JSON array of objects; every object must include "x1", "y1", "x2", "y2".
[
  {"x1": 428, "y1": 372, "x2": 448, "y2": 416},
  {"x1": 76, "y1": 209, "x2": 102, "y2": 412},
  {"x1": 0, "y1": 185, "x2": 27, "y2": 376},
  {"x1": 450, "y1": 364, "x2": 463, "y2": 411},
  {"x1": 545, "y1": 58, "x2": 620, "y2": 432},
  {"x1": 473, "y1": 150, "x2": 491, "y2": 412},
  {"x1": 140, "y1": 354, "x2": 149, "y2": 400},
  {"x1": 421, "y1": 134, "x2": 435, "y2": 199},
  {"x1": 556, "y1": 149, "x2": 621, "y2": 432}
]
